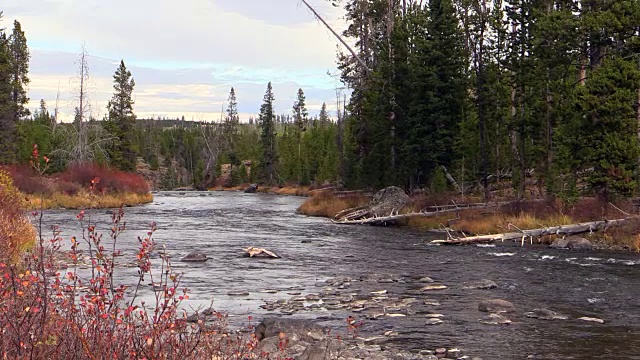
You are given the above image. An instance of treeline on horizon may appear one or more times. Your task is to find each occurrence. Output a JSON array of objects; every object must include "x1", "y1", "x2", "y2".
[{"x1": 2, "y1": 1, "x2": 640, "y2": 201}]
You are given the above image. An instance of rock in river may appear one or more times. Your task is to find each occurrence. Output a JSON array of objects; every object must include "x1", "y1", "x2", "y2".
[
  {"x1": 578, "y1": 316, "x2": 605, "y2": 324},
  {"x1": 526, "y1": 308, "x2": 568, "y2": 320},
  {"x1": 244, "y1": 183, "x2": 258, "y2": 193},
  {"x1": 550, "y1": 236, "x2": 592, "y2": 250},
  {"x1": 254, "y1": 318, "x2": 327, "y2": 341},
  {"x1": 478, "y1": 299, "x2": 516, "y2": 313},
  {"x1": 479, "y1": 313, "x2": 512, "y2": 325},
  {"x1": 181, "y1": 252, "x2": 208, "y2": 262},
  {"x1": 463, "y1": 279, "x2": 498, "y2": 290}
]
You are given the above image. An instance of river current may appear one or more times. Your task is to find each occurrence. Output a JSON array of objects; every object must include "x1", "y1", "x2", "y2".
[{"x1": 39, "y1": 191, "x2": 640, "y2": 359}]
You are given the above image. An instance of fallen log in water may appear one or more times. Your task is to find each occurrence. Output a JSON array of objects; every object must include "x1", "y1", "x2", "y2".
[
  {"x1": 431, "y1": 218, "x2": 630, "y2": 245},
  {"x1": 333, "y1": 201, "x2": 510, "y2": 225}
]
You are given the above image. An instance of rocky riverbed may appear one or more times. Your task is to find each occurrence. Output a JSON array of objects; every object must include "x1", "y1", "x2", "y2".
[{"x1": 39, "y1": 192, "x2": 640, "y2": 359}]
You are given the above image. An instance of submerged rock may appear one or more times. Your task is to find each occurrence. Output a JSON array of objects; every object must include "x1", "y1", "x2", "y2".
[
  {"x1": 463, "y1": 279, "x2": 498, "y2": 290},
  {"x1": 526, "y1": 308, "x2": 568, "y2": 320},
  {"x1": 181, "y1": 252, "x2": 208, "y2": 262},
  {"x1": 478, "y1": 299, "x2": 516, "y2": 313},
  {"x1": 479, "y1": 313, "x2": 512, "y2": 325}
]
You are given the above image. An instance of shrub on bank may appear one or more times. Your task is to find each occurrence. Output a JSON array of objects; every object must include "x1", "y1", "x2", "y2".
[
  {"x1": 60, "y1": 163, "x2": 150, "y2": 195},
  {"x1": 0, "y1": 170, "x2": 37, "y2": 264},
  {"x1": 2, "y1": 162, "x2": 150, "y2": 197},
  {"x1": 0, "y1": 206, "x2": 282, "y2": 359},
  {"x1": 1, "y1": 164, "x2": 53, "y2": 195}
]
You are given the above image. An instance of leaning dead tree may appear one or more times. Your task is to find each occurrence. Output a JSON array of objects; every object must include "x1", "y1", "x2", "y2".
[
  {"x1": 432, "y1": 218, "x2": 631, "y2": 246},
  {"x1": 299, "y1": 0, "x2": 370, "y2": 73}
]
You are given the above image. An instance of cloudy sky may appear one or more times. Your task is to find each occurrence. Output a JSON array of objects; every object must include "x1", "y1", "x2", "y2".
[{"x1": 2, "y1": 0, "x2": 350, "y2": 122}]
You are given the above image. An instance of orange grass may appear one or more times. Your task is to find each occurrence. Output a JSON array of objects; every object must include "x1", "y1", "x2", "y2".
[
  {"x1": 297, "y1": 191, "x2": 369, "y2": 218},
  {"x1": 25, "y1": 191, "x2": 153, "y2": 210}
]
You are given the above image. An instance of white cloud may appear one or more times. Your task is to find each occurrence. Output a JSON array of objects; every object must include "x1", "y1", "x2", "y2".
[{"x1": 4, "y1": 0, "x2": 352, "y2": 122}]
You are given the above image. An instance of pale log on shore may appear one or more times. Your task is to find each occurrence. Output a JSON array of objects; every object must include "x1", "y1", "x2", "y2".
[{"x1": 431, "y1": 218, "x2": 630, "y2": 245}]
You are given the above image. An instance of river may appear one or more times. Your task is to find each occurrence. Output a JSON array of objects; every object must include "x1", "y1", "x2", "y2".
[{"x1": 39, "y1": 191, "x2": 640, "y2": 359}]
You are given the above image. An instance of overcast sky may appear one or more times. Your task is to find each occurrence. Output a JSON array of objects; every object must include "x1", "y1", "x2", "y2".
[{"x1": 2, "y1": 0, "x2": 349, "y2": 122}]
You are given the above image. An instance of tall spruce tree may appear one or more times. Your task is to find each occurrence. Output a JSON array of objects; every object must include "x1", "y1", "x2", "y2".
[
  {"x1": 292, "y1": 88, "x2": 308, "y2": 181},
  {"x1": 403, "y1": 0, "x2": 468, "y2": 188},
  {"x1": 9, "y1": 20, "x2": 29, "y2": 121},
  {"x1": 0, "y1": 14, "x2": 16, "y2": 164},
  {"x1": 224, "y1": 87, "x2": 239, "y2": 151},
  {"x1": 258, "y1": 82, "x2": 278, "y2": 185},
  {"x1": 106, "y1": 60, "x2": 137, "y2": 171}
]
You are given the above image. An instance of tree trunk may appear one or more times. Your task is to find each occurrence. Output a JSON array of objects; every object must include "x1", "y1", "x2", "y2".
[{"x1": 432, "y1": 218, "x2": 630, "y2": 245}]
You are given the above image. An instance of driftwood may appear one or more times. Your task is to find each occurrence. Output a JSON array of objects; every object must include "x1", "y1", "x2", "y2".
[
  {"x1": 243, "y1": 247, "x2": 279, "y2": 258},
  {"x1": 333, "y1": 201, "x2": 510, "y2": 225},
  {"x1": 431, "y1": 218, "x2": 630, "y2": 246}
]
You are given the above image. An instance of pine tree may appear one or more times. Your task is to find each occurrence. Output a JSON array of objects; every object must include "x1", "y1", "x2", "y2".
[
  {"x1": 0, "y1": 14, "x2": 16, "y2": 164},
  {"x1": 224, "y1": 87, "x2": 239, "y2": 151},
  {"x1": 258, "y1": 82, "x2": 278, "y2": 185},
  {"x1": 403, "y1": 0, "x2": 468, "y2": 188},
  {"x1": 292, "y1": 88, "x2": 308, "y2": 182},
  {"x1": 106, "y1": 60, "x2": 137, "y2": 171},
  {"x1": 9, "y1": 20, "x2": 29, "y2": 121},
  {"x1": 560, "y1": 57, "x2": 640, "y2": 200},
  {"x1": 318, "y1": 102, "x2": 330, "y2": 125}
]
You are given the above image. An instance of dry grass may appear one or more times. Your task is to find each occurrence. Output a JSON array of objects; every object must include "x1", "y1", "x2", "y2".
[
  {"x1": 25, "y1": 191, "x2": 154, "y2": 210},
  {"x1": 451, "y1": 210, "x2": 574, "y2": 235},
  {"x1": 297, "y1": 191, "x2": 369, "y2": 218},
  {"x1": 0, "y1": 170, "x2": 37, "y2": 264},
  {"x1": 602, "y1": 217, "x2": 640, "y2": 251},
  {"x1": 403, "y1": 214, "x2": 457, "y2": 231}
]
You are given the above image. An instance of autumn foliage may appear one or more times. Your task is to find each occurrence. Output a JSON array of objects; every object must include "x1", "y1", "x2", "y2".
[
  {"x1": 0, "y1": 205, "x2": 289, "y2": 359},
  {"x1": 2, "y1": 145, "x2": 149, "y2": 197},
  {"x1": 0, "y1": 170, "x2": 36, "y2": 264}
]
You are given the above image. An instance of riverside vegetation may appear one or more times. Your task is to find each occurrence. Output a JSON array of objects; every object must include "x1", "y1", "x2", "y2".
[{"x1": 297, "y1": 190, "x2": 640, "y2": 251}]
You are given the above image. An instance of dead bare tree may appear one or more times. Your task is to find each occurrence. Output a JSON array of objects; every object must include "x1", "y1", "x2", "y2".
[{"x1": 50, "y1": 45, "x2": 113, "y2": 165}]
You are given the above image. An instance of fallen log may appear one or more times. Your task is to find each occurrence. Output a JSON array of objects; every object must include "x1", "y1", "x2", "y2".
[
  {"x1": 333, "y1": 201, "x2": 510, "y2": 225},
  {"x1": 431, "y1": 218, "x2": 630, "y2": 245}
]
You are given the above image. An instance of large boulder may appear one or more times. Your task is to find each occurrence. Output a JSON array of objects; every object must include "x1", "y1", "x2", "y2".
[
  {"x1": 550, "y1": 236, "x2": 592, "y2": 250},
  {"x1": 369, "y1": 186, "x2": 410, "y2": 216},
  {"x1": 567, "y1": 237, "x2": 593, "y2": 250}
]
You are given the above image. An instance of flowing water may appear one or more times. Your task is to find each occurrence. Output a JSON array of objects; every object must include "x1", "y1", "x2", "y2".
[{"x1": 40, "y1": 192, "x2": 640, "y2": 359}]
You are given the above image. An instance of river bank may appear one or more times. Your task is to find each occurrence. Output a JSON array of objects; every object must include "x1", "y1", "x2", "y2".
[
  {"x1": 297, "y1": 190, "x2": 640, "y2": 252},
  {"x1": 25, "y1": 191, "x2": 154, "y2": 210},
  {"x1": 208, "y1": 183, "x2": 330, "y2": 197}
]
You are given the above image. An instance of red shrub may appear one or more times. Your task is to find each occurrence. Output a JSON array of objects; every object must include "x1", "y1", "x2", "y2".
[
  {"x1": 0, "y1": 165, "x2": 52, "y2": 195},
  {"x1": 61, "y1": 163, "x2": 150, "y2": 195},
  {"x1": 52, "y1": 179, "x2": 81, "y2": 196},
  {"x1": 1, "y1": 209, "x2": 275, "y2": 359}
]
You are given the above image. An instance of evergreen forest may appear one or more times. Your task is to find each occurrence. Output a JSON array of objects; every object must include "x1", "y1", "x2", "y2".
[{"x1": 1, "y1": 1, "x2": 639, "y2": 201}]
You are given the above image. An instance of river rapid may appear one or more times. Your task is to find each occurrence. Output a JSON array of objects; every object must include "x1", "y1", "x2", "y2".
[{"x1": 39, "y1": 191, "x2": 640, "y2": 359}]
